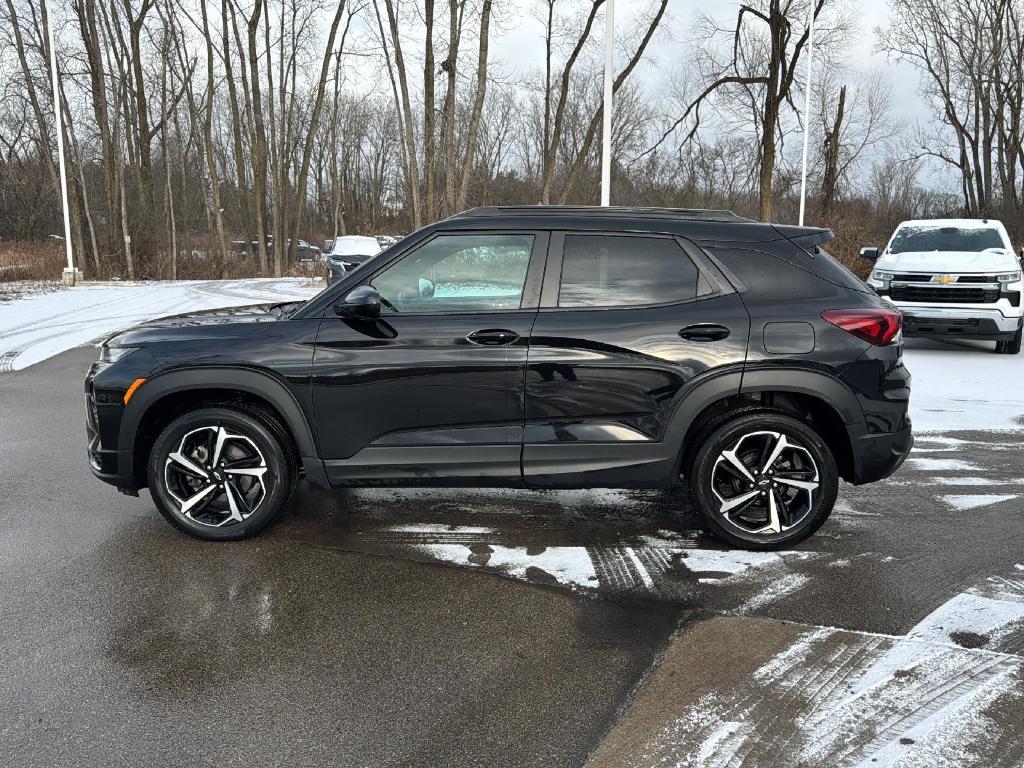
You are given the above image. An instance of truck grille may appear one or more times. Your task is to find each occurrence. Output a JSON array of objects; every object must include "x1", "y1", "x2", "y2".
[
  {"x1": 889, "y1": 286, "x2": 1000, "y2": 304},
  {"x1": 892, "y1": 273, "x2": 997, "y2": 284}
]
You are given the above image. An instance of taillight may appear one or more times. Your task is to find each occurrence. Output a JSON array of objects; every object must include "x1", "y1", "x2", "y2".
[{"x1": 821, "y1": 308, "x2": 902, "y2": 346}]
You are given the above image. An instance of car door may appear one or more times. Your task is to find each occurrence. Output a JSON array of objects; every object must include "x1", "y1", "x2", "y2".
[
  {"x1": 312, "y1": 230, "x2": 547, "y2": 485},
  {"x1": 523, "y1": 231, "x2": 750, "y2": 488}
]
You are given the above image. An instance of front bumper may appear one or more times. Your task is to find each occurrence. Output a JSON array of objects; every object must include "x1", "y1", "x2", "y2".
[
  {"x1": 847, "y1": 423, "x2": 914, "y2": 485},
  {"x1": 895, "y1": 305, "x2": 1022, "y2": 341}
]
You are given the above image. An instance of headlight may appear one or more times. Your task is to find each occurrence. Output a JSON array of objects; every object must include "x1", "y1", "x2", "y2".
[
  {"x1": 98, "y1": 346, "x2": 138, "y2": 364},
  {"x1": 872, "y1": 270, "x2": 895, "y2": 281},
  {"x1": 996, "y1": 271, "x2": 1022, "y2": 283}
]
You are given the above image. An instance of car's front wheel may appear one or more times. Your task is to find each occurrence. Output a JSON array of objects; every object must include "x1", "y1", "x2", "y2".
[
  {"x1": 147, "y1": 406, "x2": 296, "y2": 540},
  {"x1": 687, "y1": 412, "x2": 839, "y2": 550}
]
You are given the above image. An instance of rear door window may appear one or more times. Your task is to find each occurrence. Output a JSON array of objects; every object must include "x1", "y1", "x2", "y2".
[{"x1": 558, "y1": 234, "x2": 699, "y2": 308}]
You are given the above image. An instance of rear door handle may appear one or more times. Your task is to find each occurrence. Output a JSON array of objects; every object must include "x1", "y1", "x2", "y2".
[
  {"x1": 679, "y1": 324, "x2": 731, "y2": 342},
  {"x1": 467, "y1": 328, "x2": 520, "y2": 346}
]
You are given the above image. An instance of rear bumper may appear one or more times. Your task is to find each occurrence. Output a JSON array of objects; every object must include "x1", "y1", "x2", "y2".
[{"x1": 847, "y1": 423, "x2": 914, "y2": 485}]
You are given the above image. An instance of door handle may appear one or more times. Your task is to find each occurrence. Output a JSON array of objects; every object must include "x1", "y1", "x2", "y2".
[
  {"x1": 467, "y1": 328, "x2": 520, "y2": 346},
  {"x1": 679, "y1": 324, "x2": 731, "y2": 342}
]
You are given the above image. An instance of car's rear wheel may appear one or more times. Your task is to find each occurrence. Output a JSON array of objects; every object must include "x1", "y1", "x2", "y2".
[
  {"x1": 996, "y1": 326, "x2": 1022, "y2": 355},
  {"x1": 147, "y1": 406, "x2": 295, "y2": 541},
  {"x1": 687, "y1": 412, "x2": 839, "y2": 550}
]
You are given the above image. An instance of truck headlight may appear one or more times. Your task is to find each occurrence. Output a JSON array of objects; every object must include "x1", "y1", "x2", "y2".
[
  {"x1": 996, "y1": 271, "x2": 1022, "y2": 283},
  {"x1": 871, "y1": 270, "x2": 894, "y2": 281}
]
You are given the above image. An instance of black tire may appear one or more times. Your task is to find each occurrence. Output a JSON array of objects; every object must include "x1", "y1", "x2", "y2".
[
  {"x1": 686, "y1": 411, "x2": 839, "y2": 550},
  {"x1": 996, "y1": 326, "x2": 1022, "y2": 355},
  {"x1": 147, "y1": 406, "x2": 296, "y2": 541}
]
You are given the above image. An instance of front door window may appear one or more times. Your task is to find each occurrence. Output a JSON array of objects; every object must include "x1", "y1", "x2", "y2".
[{"x1": 371, "y1": 234, "x2": 535, "y2": 313}]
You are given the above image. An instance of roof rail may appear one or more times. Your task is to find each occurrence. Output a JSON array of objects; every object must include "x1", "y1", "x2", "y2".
[{"x1": 448, "y1": 205, "x2": 752, "y2": 223}]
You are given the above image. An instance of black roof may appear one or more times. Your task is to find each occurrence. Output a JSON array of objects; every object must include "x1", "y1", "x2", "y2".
[
  {"x1": 450, "y1": 205, "x2": 751, "y2": 224},
  {"x1": 436, "y1": 205, "x2": 832, "y2": 245}
]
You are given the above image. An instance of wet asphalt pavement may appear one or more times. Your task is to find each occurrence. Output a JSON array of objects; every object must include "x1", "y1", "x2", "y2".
[{"x1": 2, "y1": 346, "x2": 1024, "y2": 767}]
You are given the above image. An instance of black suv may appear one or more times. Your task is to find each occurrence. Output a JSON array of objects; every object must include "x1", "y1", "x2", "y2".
[{"x1": 85, "y1": 207, "x2": 912, "y2": 549}]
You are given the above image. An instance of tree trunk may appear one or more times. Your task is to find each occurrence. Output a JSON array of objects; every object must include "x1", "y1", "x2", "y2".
[
  {"x1": 423, "y1": 0, "x2": 437, "y2": 220},
  {"x1": 819, "y1": 84, "x2": 847, "y2": 221},
  {"x1": 457, "y1": 0, "x2": 493, "y2": 211}
]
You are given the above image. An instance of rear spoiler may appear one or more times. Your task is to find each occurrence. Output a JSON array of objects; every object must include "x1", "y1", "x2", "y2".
[{"x1": 772, "y1": 224, "x2": 836, "y2": 252}]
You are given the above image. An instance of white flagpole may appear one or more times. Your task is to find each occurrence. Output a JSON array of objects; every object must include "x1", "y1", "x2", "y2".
[
  {"x1": 798, "y1": 1, "x2": 816, "y2": 227},
  {"x1": 600, "y1": 0, "x2": 615, "y2": 206},
  {"x1": 44, "y1": 0, "x2": 76, "y2": 282}
]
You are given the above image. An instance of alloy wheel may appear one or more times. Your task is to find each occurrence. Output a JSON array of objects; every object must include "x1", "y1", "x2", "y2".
[
  {"x1": 710, "y1": 430, "x2": 820, "y2": 535},
  {"x1": 164, "y1": 425, "x2": 269, "y2": 527}
]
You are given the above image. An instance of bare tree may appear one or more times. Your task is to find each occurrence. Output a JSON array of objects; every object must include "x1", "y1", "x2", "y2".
[{"x1": 648, "y1": 0, "x2": 850, "y2": 221}]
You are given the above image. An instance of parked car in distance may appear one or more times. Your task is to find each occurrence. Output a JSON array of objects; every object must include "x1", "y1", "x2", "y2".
[
  {"x1": 325, "y1": 235, "x2": 383, "y2": 284},
  {"x1": 863, "y1": 218, "x2": 1023, "y2": 354},
  {"x1": 228, "y1": 238, "x2": 321, "y2": 263},
  {"x1": 85, "y1": 206, "x2": 912, "y2": 550},
  {"x1": 293, "y1": 240, "x2": 322, "y2": 265}
]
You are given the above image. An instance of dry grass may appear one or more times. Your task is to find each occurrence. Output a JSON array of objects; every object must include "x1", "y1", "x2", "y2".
[
  {"x1": 0, "y1": 240, "x2": 66, "y2": 282},
  {"x1": 826, "y1": 219, "x2": 892, "y2": 280},
  {"x1": 0, "y1": 238, "x2": 329, "y2": 283}
]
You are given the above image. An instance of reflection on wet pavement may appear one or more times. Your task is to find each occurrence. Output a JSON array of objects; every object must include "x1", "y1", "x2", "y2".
[{"x1": 275, "y1": 486, "x2": 830, "y2": 612}]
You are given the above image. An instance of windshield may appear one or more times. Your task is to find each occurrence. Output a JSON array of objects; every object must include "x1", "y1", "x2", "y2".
[{"x1": 889, "y1": 225, "x2": 1005, "y2": 254}]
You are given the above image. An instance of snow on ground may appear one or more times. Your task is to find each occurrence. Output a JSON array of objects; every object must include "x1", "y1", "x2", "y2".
[
  {"x1": 589, "y1": 566, "x2": 1024, "y2": 768},
  {"x1": 0, "y1": 278, "x2": 322, "y2": 371},
  {"x1": 903, "y1": 338, "x2": 1024, "y2": 432}
]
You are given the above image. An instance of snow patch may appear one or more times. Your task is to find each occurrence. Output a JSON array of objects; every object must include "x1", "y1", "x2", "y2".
[
  {"x1": 905, "y1": 457, "x2": 981, "y2": 472},
  {"x1": 927, "y1": 476, "x2": 1006, "y2": 486},
  {"x1": 739, "y1": 572, "x2": 810, "y2": 612},
  {"x1": 677, "y1": 549, "x2": 805, "y2": 577},
  {"x1": 941, "y1": 493, "x2": 1019, "y2": 511},
  {"x1": 907, "y1": 591, "x2": 1024, "y2": 648},
  {"x1": 387, "y1": 524, "x2": 495, "y2": 535},
  {"x1": 416, "y1": 543, "x2": 599, "y2": 588}
]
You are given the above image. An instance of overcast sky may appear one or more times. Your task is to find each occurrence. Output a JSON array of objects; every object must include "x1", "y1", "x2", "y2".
[{"x1": 475, "y1": 0, "x2": 938, "y2": 182}]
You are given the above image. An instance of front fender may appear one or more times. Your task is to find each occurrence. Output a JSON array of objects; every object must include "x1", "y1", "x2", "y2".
[{"x1": 117, "y1": 366, "x2": 326, "y2": 489}]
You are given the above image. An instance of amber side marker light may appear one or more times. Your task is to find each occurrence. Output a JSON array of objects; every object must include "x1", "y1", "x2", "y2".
[{"x1": 123, "y1": 378, "x2": 147, "y2": 404}]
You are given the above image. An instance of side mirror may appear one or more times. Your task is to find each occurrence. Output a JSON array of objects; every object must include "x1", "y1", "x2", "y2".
[
  {"x1": 859, "y1": 246, "x2": 880, "y2": 262},
  {"x1": 418, "y1": 277, "x2": 435, "y2": 298},
  {"x1": 334, "y1": 285, "x2": 381, "y2": 320}
]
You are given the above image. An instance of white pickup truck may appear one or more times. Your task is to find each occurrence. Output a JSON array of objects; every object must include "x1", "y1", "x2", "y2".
[{"x1": 863, "y1": 219, "x2": 1023, "y2": 354}]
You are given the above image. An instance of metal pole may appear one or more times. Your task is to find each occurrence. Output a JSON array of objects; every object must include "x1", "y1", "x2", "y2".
[
  {"x1": 797, "y1": 1, "x2": 816, "y2": 227},
  {"x1": 600, "y1": 0, "x2": 615, "y2": 206},
  {"x1": 44, "y1": 0, "x2": 76, "y2": 280}
]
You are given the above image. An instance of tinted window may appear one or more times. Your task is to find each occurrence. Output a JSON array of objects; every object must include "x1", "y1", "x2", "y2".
[
  {"x1": 890, "y1": 225, "x2": 1005, "y2": 253},
  {"x1": 372, "y1": 234, "x2": 533, "y2": 313},
  {"x1": 708, "y1": 247, "x2": 833, "y2": 301},
  {"x1": 558, "y1": 235, "x2": 699, "y2": 307}
]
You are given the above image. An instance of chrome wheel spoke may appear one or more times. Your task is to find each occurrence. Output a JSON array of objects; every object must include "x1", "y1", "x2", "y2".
[
  {"x1": 180, "y1": 483, "x2": 217, "y2": 516},
  {"x1": 222, "y1": 481, "x2": 245, "y2": 523},
  {"x1": 720, "y1": 489, "x2": 760, "y2": 516},
  {"x1": 766, "y1": 488, "x2": 782, "y2": 533},
  {"x1": 775, "y1": 476, "x2": 819, "y2": 492},
  {"x1": 167, "y1": 451, "x2": 208, "y2": 480},
  {"x1": 211, "y1": 426, "x2": 229, "y2": 466},
  {"x1": 760, "y1": 433, "x2": 788, "y2": 474},
  {"x1": 225, "y1": 465, "x2": 267, "y2": 479},
  {"x1": 721, "y1": 449, "x2": 756, "y2": 484}
]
